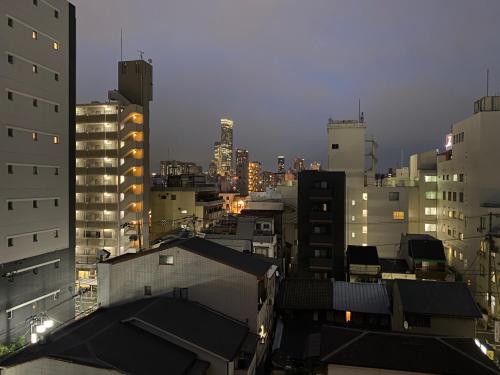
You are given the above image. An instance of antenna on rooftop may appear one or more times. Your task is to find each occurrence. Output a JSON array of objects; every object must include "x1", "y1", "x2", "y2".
[
  {"x1": 137, "y1": 50, "x2": 145, "y2": 60},
  {"x1": 358, "y1": 98, "x2": 361, "y2": 121},
  {"x1": 486, "y1": 68, "x2": 490, "y2": 97},
  {"x1": 120, "y1": 28, "x2": 123, "y2": 61}
]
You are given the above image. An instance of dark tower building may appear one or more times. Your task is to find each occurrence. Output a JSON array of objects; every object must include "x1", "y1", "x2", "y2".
[
  {"x1": 297, "y1": 171, "x2": 346, "y2": 280},
  {"x1": 235, "y1": 149, "x2": 249, "y2": 195}
]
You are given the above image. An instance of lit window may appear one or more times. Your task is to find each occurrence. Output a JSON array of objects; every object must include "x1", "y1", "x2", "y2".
[
  {"x1": 362, "y1": 243, "x2": 367, "y2": 246},
  {"x1": 362, "y1": 226, "x2": 367, "y2": 234},
  {"x1": 159, "y1": 255, "x2": 174, "y2": 265},
  {"x1": 453, "y1": 174, "x2": 458, "y2": 182},
  {"x1": 393, "y1": 211, "x2": 405, "y2": 220},
  {"x1": 53, "y1": 136, "x2": 59, "y2": 144},
  {"x1": 346, "y1": 311, "x2": 351, "y2": 322},
  {"x1": 424, "y1": 175, "x2": 437, "y2": 182},
  {"x1": 180, "y1": 209, "x2": 188, "y2": 214},
  {"x1": 459, "y1": 252, "x2": 463, "y2": 261},
  {"x1": 424, "y1": 223, "x2": 436, "y2": 232},
  {"x1": 351, "y1": 216, "x2": 355, "y2": 221},
  {"x1": 32, "y1": 31, "x2": 38, "y2": 39},
  {"x1": 425, "y1": 191, "x2": 437, "y2": 200},
  {"x1": 53, "y1": 42, "x2": 59, "y2": 50},
  {"x1": 351, "y1": 232, "x2": 356, "y2": 238},
  {"x1": 351, "y1": 200, "x2": 355, "y2": 206},
  {"x1": 362, "y1": 193, "x2": 368, "y2": 200},
  {"x1": 425, "y1": 207, "x2": 437, "y2": 215},
  {"x1": 362, "y1": 209, "x2": 367, "y2": 217}
]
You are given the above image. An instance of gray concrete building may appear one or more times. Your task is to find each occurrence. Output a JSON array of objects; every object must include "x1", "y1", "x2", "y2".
[{"x1": 0, "y1": 0, "x2": 75, "y2": 344}]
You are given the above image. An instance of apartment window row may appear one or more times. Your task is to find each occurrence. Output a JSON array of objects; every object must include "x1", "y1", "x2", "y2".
[
  {"x1": 424, "y1": 223, "x2": 436, "y2": 232},
  {"x1": 7, "y1": 229, "x2": 60, "y2": 247},
  {"x1": 7, "y1": 54, "x2": 60, "y2": 81},
  {"x1": 441, "y1": 173, "x2": 464, "y2": 182},
  {"x1": 453, "y1": 132, "x2": 465, "y2": 144},
  {"x1": 424, "y1": 207, "x2": 437, "y2": 216},
  {"x1": 424, "y1": 175, "x2": 438, "y2": 183},
  {"x1": 32, "y1": 0, "x2": 60, "y2": 18},
  {"x1": 7, "y1": 164, "x2": 59, "y2": 176},
  {"x1": 6, "y1": 91, "x2": 59, "y2": 112},
  {"x1": 7, "y1": 16, "x2": 59, "y2": 50},
  {"x1": 7, "y1": 128, "x2": 59, "y2": 144},
  {"x1": 444, "y1": 209, "x2": 464, "y2": 220},
  {"x1": 425, "y1": 191, "x2": 437, "y2": 200},
  {"x1": 7, "y1": 198, "x2": 59, "y2": 211},
  {"x1": 441, "y1": 190, "x2": 464, "y2": 202}
]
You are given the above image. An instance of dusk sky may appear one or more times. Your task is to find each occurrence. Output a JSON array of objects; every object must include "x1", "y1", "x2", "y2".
[{"x1": 72, "y1": 0, "x2": 500, "y2": 172}]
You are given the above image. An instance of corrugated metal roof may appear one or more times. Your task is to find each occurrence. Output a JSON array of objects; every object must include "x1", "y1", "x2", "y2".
[{"x1": 332, "y1": 281, "x2": 390, "y2": 315}]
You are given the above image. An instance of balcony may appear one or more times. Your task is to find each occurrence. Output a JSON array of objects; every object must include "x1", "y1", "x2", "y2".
[
  {"x1": 120, "y1": 121, "x2": 143, "y2": 139},
  {"x1": 76, "y1": 113, "x2": 118, "y2": 123},
  {"x1": 76, "y1": 185, "x2": 118, "y2": 193},
  {"x1": 309, "y1": 257, "x2": 333, "y2": 270},
  {"x1": 76, "y1": 149, "x2": 119, "y2": 158},
  {"x1": 308, "y1": 189, "x2": 333, "y2": 199},
  {"x1": 309, "y1": 234, "x2": 333, "y2": 246},
  {"x1": 195, "y1": 199, "x2": 224, "y2": 207},
  {"x1": 76, "y1": 238, "x2": 117, "y2": 247},
  {"x1": 76, "y1": 220, "x2": 118, "y2": 229},
  {"x1": 119, "y1": 158, "x2": 141, "y2": 175},
  {"x1": 76, "y1": 202, "x2": 118, "y2": 211},
  {"x1": 76, "y1": 167, "x2": 118, "y2": 176},
  {"x1": 309, "y1": 211, "x2": 333, "y2": 222},
  {"x1": 76, "y1": 132, "x2": 118, "y2": 141},
  {"x1": 120, "y1": 141, "x2": 143, "y2": 158}
]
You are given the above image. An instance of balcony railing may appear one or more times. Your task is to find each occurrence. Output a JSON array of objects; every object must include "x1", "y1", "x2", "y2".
[
  {"x1": 309, "y1": 257, "x2": 333, "y2": 270},
  {"x1": 308, "y1": 189, "x2": 333, "y2": 199},
  {"x1": 309, "y1": 211, "x2": 333, "y2": 221},
  {"x1": 309, "y1": 234, "x2": 333, "y2": 245},
  {"x1": 76, "y1": 132, "x2": 118, "y2": 141}
]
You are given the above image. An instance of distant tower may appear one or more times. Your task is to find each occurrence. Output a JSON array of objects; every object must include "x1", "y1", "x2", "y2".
[
  {"x1": 235, "y1": 149, "x2": 249, "y2": 195},
  {"x1": 213, "y1": 141, "x2": 221, "y2": 173},
  {"x1": 219, "y1": 119, "x2": 234, "y2": 175},
  {"x1": 293, "y1": 157, "x2": 305, "y2": 174},
  {"x1": 249, "y1": 162, "x2": 263, "y2": 192},
  {"x1": 277, "y1": 155, "x2": 285, "y2": 173}
]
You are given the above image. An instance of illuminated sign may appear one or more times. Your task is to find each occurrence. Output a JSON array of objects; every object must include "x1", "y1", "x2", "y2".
[{"x1": 445, "y1": 133, "x2": 453, "y2": 151}]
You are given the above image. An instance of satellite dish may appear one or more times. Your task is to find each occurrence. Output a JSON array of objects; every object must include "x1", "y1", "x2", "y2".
[
  {"x1": 147, "y1": 58, "x2": 152, "y2": 64},
  {"x1": 403, "y1": 321, "x2": 409, "y2": 330}
]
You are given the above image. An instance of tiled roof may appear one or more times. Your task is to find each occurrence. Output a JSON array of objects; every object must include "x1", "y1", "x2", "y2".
[
  {"x1": 332, "y1": 281, "x2": 390, "y2": 315},
  {"x1": 278, "y1": 279, "x2": 333, "y2": 310}
]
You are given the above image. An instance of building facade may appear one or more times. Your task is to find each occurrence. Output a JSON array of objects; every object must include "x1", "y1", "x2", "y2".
[
  {"x1": 219, "y1": 118, "x2": 233, "y2": 175},
  {"x1": 159, "y1": 160, "x2": 202, "y2": 177},
  {"x1": 297, "y1": 171, "x2": 346, "y2": 280},
  {"x1": 236, "y1": 148, "x2": 249, "y2": 195},
  {"x1": 0, "y1": 0, "x2": 75, "y2": 343},
  {"x1": 75, "y1": 60, "x2": 152, "y2": 310},
  {"x1": 277, "y1": 155, "x2": 285, "y2": 173},
  {"x1": 249, "y1": 161, "x2": 263, "y2": 192}
]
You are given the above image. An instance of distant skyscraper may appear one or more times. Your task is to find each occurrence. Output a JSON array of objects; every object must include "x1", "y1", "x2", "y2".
[
  {"x1": 1, "y1": 1, "x2": 76, "y2": 342},
  {"x1": 219, "y1": 118, "x2": 234, "y2": 175},
  {"x1": 277, "y1": 155, "x2": 285, "y2": 173},
  {"x1": 293, "y1": 157, "x2": 305, "y2": 174},
  {"x1": 249, "y1": 162, "x2": 263, "y2": 192},
  {"x1": 213, "y1": 141, "x2": 221, "y2": 173},
  {"x1": 235, "y1": 149, "x2": 249, "y2": 195}
]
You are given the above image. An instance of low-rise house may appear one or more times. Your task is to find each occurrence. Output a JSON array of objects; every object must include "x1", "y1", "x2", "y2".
[
  {"x1": 0, "y1": 296, "x2": 258, "y2": 375},
  {"x1": 379, "y1": 257, "x2": 416, "y2": 280},
  {"x1": 400, "y1": 233, "x2": 447, "y2": 280},
  {"x1": 391, "y1": 279, "x2": 481, "y2": 337},
  {"x1": 345, "y1": 245, "x2": 381, "y2": 282},
  {"x1": 97, "y1": 237, "x2": 277, "y2": 368}
]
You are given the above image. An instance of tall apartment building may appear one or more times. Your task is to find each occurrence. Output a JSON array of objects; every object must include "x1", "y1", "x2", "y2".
[
  {"x1": 297, "y1": 171, "x2": 346, "y2": 279},
  {"x1": 437, "y1": 96, "x2": 500, "y2": 315},
  {"x1": 235, "y1": 148, "x2": 249, "y2": 195},
  {"x1": 75, "y1": 60, "x2": 152, "y2": 305},
  {"x1": 212, "y1": 141, "x2": 221, "y2": 174},
  {"x1": 249, "y1": 161, "x2": 263, "y2": 192},
  {"x1": 219, "y1": 118, "x2": 234, "y2": 175},
  {"x1": 0, "y1": 0, "x2": 75, "y2": 343},
  {"x1": 326, "y1": 119, "x2": 439, "y2": 257},
  {"x1": 277, "y1": 155, "x2": 285, "y2": 173}
]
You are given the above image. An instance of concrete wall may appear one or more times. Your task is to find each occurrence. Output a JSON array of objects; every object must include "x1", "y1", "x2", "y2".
[{"x1": 2, "y1": 357, "x2": 120, "y2": 375}]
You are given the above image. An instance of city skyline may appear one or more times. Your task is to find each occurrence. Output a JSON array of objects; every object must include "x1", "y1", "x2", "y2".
[{"x1": 72, "y1": 0, "x2": 500, "y2": 172}]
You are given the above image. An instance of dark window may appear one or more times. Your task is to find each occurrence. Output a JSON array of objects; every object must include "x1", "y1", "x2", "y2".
[
  {"x1": 448, "y1": 192, "x2": 452, "y2": 201},
  {"x1": 33, "y1": 64, "x2": 38, "y2": 73},
  {"x1": 459, "y1": 174, "x2": 464, "y2": 182},
  {"x1": 8, "y1": 128, "x2": 13, "y2": 137},
  {"x1": 8, "y1": 202, "x2": 13, "y2": 210},
  {"x1": 54, "y1": 73, "x2": 59, "y2": 81},
  {"x1": 160, "y1": 195, "x2": 167, "y2": 199},
  {"x1": 121, "y1": 64, "x2": 127, "y2": 74},
  {"x1": 33, "y1": 166, "x2": 38, "y2": 175},
  {"x1": 406, "y1": 313, "x2": 431, "y2": 328},
  {"x1": 33, "y1": 98, "x2": 38, "y2": 107},
  {"x1": 459, "y1": 192, "x2": 464, "y2": 202},
  {"x1": 442, "y1": 191, "x2": 446, "y2": 200},
  {"x1": 54, "y1": 105, "x2": 59, "y2": 112},
  {"x1": 33, "y1": 234, "x2": 38, "y2": 242},
  {"x1": 7, "y1": 91, "x2": 13, "y2": 100},
  {"x1": 54, "y1": 230, "x2": 59, "y2": 238},
  {"x1": 54, "y1": 199, "x2": 59, "y2": 207},
  {"x1": 453, "y1": 192, "x2": 457, "y2": 202},
  {"x1": 7, "y1": 54, "x2": 13, "y2": 64},
  {"x1": 144, "y1": 286, "x2": 152, "y2": 296},
  {"x1": 33, "y1": 0, "x2": 38, "y2": 5},
  {"x1": 33, "y1": 200, "x2": 38, "y2": 208},
  {"x1": 331, "y1": 144, "x2": 339, "y2": 149},
  {"x1": 8, "y1": 17, "x2": 13, "y2": 27},
  {"x1": 388, "y1": 192, "x2": 399, "y2": 201},
  {"x1": 8, "y1": 238, "x2": 13, "y2": 247},
  {"x1": 7, "y1": 165, "x2": 13, "y2": 174},
  {"x1": 54, "y1": 167, "x2": 59, "y2": 175},
  {"x1": 171, "y1": 194, "x2": 176, "y2": 200},
  {"x1": 54, "y1": 10, "x2": 59, "y2": 18}
]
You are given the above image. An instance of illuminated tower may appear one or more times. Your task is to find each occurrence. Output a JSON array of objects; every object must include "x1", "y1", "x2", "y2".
[
  {"x1": 277, "y1": 155, "x2": 285, "y2": 173},
  {"x1": 236, "y1": 149, "x2": 249, "y2": 195},
  {"x1": 219, "y1": 118, "x2": 234, "y2": 175}
]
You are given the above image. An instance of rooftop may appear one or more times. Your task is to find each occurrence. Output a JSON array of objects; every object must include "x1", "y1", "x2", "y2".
[
  {"x1": 379, "y1": 258, "x2": 411, "y2": 274},
  {"x1": 0, "y1": 297, "x2": 258, "y2": 373},
  {"x1": 320, "y1": 326, "x2": 500, "y2": 375},
  {"x1": 403, "y1": 234, "x2": 446, "y2": 261},
  {"x1": 395, "y1": 279, "x2": 482, "y2": 318},
  {"x1": 332, "y1": 281, "x2": 390, "y2": 315},
  {"x1": 278, "y1": 279, "x2": 333, "y2": 310}
]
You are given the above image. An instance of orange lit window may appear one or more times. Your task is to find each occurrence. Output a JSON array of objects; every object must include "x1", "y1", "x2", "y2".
[
  {"x1": 393, "y1": 211, "x2": 405, "y2": 220},
  {"x1": 346, "y1": 311, "x2": 351, "y2": 322}
]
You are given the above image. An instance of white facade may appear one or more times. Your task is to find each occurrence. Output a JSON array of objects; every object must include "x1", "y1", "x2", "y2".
[{"x1": 436, "y1": 98, "x2": 500, "y2": 312}]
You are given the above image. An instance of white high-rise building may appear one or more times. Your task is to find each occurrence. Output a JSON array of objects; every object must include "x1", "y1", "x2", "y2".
[
  {"x1": 437, "y1": 96, "x2": 500, "y2": 316},
  {"x1": 219, "y1": 118, "x2": 233, "y2": 175},
  {"x1": 0, "y1": 0, "x2": 76, "y2": 343}
]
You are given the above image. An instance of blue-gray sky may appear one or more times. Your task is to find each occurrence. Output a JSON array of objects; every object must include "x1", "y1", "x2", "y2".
[{"x1": 72, "y1": 0, "x2": 500, "y2": 172}]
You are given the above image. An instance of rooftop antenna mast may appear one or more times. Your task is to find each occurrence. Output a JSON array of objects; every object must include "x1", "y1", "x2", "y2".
[
  {"x1": 487, "y1": 68, "x2": 490, "y2": 96},
  {"x1": 358, "y1": 99, "x2": 361, "y2": 121},
  {"x1": 120, "y1": 28, "x2": 123, "y2": 61},
  {"x1": 137, "y1": 50, "x2": 145, "y2": 60}
]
